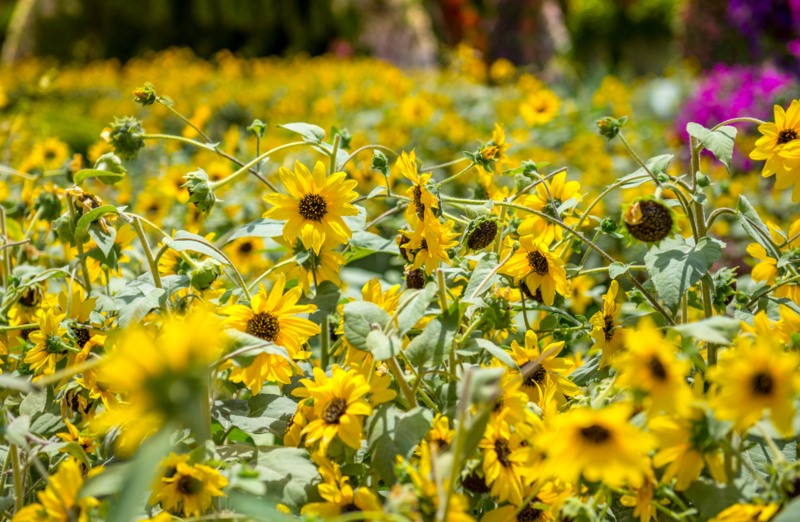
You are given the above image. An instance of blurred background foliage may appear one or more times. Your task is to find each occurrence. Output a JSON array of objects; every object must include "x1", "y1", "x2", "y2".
[{"x1": 1, "y1": 0, "x2": 799, "y2": 76}]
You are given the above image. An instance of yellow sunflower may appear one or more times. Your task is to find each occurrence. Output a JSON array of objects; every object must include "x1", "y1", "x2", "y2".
[
  {"x1": 301, "y1": 453, "x2": 382, "y2": 518},
  {"x1": 501, "y1": 236, "x2": 569, "y2": 306},
  {"x1": 479, "y1": 422, "x2": 537, "y2": 506},
  {"x1": 709, "y1": 335, "x2": 800, "y2": 436},
  {"x1": 397, "y1": 149, "x2": 438, "y2": 224},
  {"x1": 400, "y1": 209, "x2": 460, "y2": 275},
  {"x1": 516, "y1": 171, "x2": 582, "y2": 244},
  {"x1": 151, "y1": 460, "x2": 228, "y2": 517},
  {"x1": 11, "y1": 459, "x2": 99, "y2": 522},
  {"x1": 275, "y1": 235, "x2": 345, "y2": 293},
  {"x1": 507, "y1": 330, "x2": 579, "y2": 406},
  {"x1": 749, "y1": 99, "x2": 800, "y2": 200},
  {"x1": 709, "y1": 503, "x2": 780, "y2": 522},
  {"x1": 24, "y1": 310, "x2": 69, "y2": 379},
  {"x1": 294, "y1": 365, "x2": 373, "y2": 451},
  {"x1": 536, "y1": 403, "x2": 655, "y2": 488},
  {"x1": 222, "y1": 274, "x2": 320, "y2": 358},
  {"x1": 615, "y1": 318, "x2": 693, "y2": 417},
  {"x1": 263, "y1": 160, "x2": 359, "y2": 254},
  {"x1": 589, "y1": 279, "x2": 626, "y2": 367}
]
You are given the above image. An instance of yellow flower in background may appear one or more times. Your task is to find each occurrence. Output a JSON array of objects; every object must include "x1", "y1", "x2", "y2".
[
  {"x1": 709, "y1": 503, "x2": 780, "y2": 522},
  {"x1": 426, "y1": 414, "x2": 456, "y2": 450},
  {"x1": 294, "y1": 365, "x2": 373, "y2": 451},
  {"x1": 263, "y1": 160, "x2": 359, "y2": 254},
  {"x1": 536, "y1": 404, "x2": 655, "y2": 488},
  {"x1": 397, "y1": 150, "x2": 438, "y2": 223},
  {"x1": 750, "y1": 99, "x2": 800, "y2": 200},
  {"x1": 152, "y1": 460, "x2": 228, "y2": 517},
  {"x1": 589, "y1": 280, "x2": 626, "y2": 367},
  {"x1": 615, "y1": 318, "x2": 693, "y2": 416},
  {"x1": 501, "y1": 236, "x2": 569, "y2": 305},
  {"x1": 520, "y1": 89, "x2": 560, "y2": 126},
  {"x1": 709, "y1": 335, "x2": 800, "y2": 436},
  {"x1": 481, "y1": 480, "x2": 569, "y2": 522},
  {"x1": 507, "y1": 330, "x2": 579, "y2": 406},
  {"x1": 222, "y1": 274, "x2": 319, "y2": 357},
  {"x1": 275, "y1": 235, "x2": 345, "y2": 294},
  {"x1": 479, "y1": 422, "x2": 536, "y2": 506},
  {"x1": 11, "y1": 459, "x2": 99, "y2": 522},
  {"x1": 24, "y1": 310, "x2": 69, "y2": 379}
]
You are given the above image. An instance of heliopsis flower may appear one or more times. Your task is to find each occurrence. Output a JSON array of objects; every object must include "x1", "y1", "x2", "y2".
[
  {"x1": 479, "y1": 423, "x2": 537, "y2": 506},
  {"x1": 301, "y1": 453, "x2": 382, "y2": 517},
  {"x1": 615, "y1": 318, "x2": 693, "y2": 416},
  {"x1": 516, "y1": 171, "x2": 582, "y2": 244},
  {"x1": 507, "y1": 330, "x2": 579, "y2": 406},
  {"x1": 623, "y1": 198, "x2": 675, "y2": 244},
  {"x1": 750, "y1": 99, "x2": 800, "y2": 200},
  {"x1": 536, "y1": 403, "x2": 655, "y2": 488},
  {"x1": 709, "y1": 335, "x2": 800, "y2": 436},
  {"x1": 11, "y1": 459, "x2": 99, "y2": 522},
  {"x1": 24, "y1": 310, "x2": 70, "y2": 379},
  {"x1": 709, "y1": 503, "x2": 780, "y2": 522},
  {"x1": 294, "y1": 365, "x2": 373, "y2": 451},
  {"x1": 263, "y1": 160, "x2": 359, "y2": 254},
  {"x1": 649, "y1": 412, "x2": 727, "y2": 490},
  {"x1": 589, "y1": 280, "x2": 626, "y2": 367},
  {"x1": 222, "y1": 274, "x2": 320, "y2": 357},
  {"x1": 501, "y1": 236, "x2": 569, "y2": 306},
  {"x1": 397, "y1": 149, "x2": 438, "y2": 223},
  {"x1": 151, "y1": 458, "x2": 228, "y2": 517},
  {"x1": 224, "y1": 236, "x2": 267, "y2": 277}
]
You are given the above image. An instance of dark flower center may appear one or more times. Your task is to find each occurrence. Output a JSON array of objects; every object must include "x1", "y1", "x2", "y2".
[
  {"x1": 298, "y1": 193, "x2": 328, "y2": 221},
  {"x1": 603, "y1": 315, "x2": 615, "y2": 342},
  {"x1": 342, "y1": 503, "x2": 361, "y2": 513},
  {"x1": 648, "y1": 355, "x2": 667, "y2": 381},
  {"x1": 406, "y1": 267, "x2": 426, "y2": 289},
  {"x1": 19, "y1": 288, "x2": 40, "y2": 308},
  {"x1": 751, "y1": 371, "x2": 774, "y2": 396},
  {"x1": 467, "y1": 220, "x2": 498, "y2": 251},
  {"x1": 413, "y1": 185, "x2": 425, "y2": 220},
  {"x1": 522, "y1": 362, "x2": 547, "y2": 388},
  {"x1": 778, "y1": 129, "x2": 798, "y2": 145},
  {"x1": 494, "y1": 439, "x2": 512, "y2": 467},
  {"x1": 73, "y1": 328, "x2": 91, "y2": 348},
  {"x1": 164, "y1": 466, "x2": 178, "y2": 479},
  {"x1": 246, "y1": 312, "x2": 280, "y2": 342},
  {"x1": 238, "y1": 241, "x2": 254, "y2": 254},
  {"x1": 323, "y1": 397, "x2": 348, "y2": 424},
  {"x1": 518, "y1": 503, "x2": 545, "y2": 522},
  {"x1": 580, "y1": 424, "x2": 611, "y2": 444},
  {"x1": 177, "y1": 475, "x2": 203, "y2": 495},
  {"x1": 527, "y1": 251, "x2": 549, "y2": 275},
  {"x1": 461, "y1": 470, "x2": 490, "y2": 493}
]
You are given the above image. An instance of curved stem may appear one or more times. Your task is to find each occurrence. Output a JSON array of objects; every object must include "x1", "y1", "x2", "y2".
[
  {"x1": 131, "y1": 215, "x2": 162, "y2": 290},
  {"x1": 705, "y1": 207, "x2": 737, "y2": 230},
  {"x1": 420, "y1": 156, "x2": 469, "y2": 173},
  {"x1": 618, "y1": 131, "x2": 661, "y2": 187},
  {"x1": 711, "y1": 117, "x2": 765, "y2": 131},
  {"x1": 437, "y1": 162, "x2": 475, "y2": 187},
  {"x1": 746, "y1": 273, "x2": 800, "y2": 308},
  {"x1": 340, "y1": 144, "x2": 398, "y2": 169},
  {"x1": 210, "y1": 141, "x2": 308, "y2": 191}
]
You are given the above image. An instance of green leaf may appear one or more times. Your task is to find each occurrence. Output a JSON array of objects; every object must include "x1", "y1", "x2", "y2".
[
  {"x1": 257, "y1": 447, "x2": 320, "y2": 510},
  {"x1": 301, "y1": 280, "x2": 341, "y2": 324},
  {"x1": 672, "y1": 316, "x2": 740, "y2": 344},
  {"x1": 115, "y1": 284, "x2": 165, "y2": 327},
  {"x1": 347, "y1": 230, "x2": 400, "y2": 261},
  {"x1": 736, "y1": 195, "x2": 779, "y2": 258},
  {"x1": 620, "y1": 154, "x2": 673, "y2": 188},
  {"x1": 644, "y1": 236, "x2": 724, "y2": 314},
  {"x1": 366, "y1": 406, "x2": 433, "y2": 484},
  {"x1": 225, "y1": 218, "x2": 285, "y2": 243},
  {"x1": 462, "y1": 338, "x2": 518, "y2": 369},
  {"x1": 278, "y1": 122, "x2": 326, "y2": 143},
  {"x1": 683, "y1": 478, "x2": 744, "y2": 518},
  {"x1": 225, "y1": 330, "x2": 293, "y2": 367},
  {"x1": 225, "y1": 394, "x2": 298, "y2": 437},
  {"x1": 365, "y1": 329, "x2": 399, "y2": 360},
  {"x1": 88, "y1": 221, "x2": 117, "y2": 257},
  {"x1": 164, "y1": 231, "x2": 231, "y2": 266},
  {"x1": 687, "y1": 123, "x2": 737, "y2": 171},
  {"x1": 405, "y1": 311, "x2": 459, "y2": 369},
  {"x1": 74, "y1": 205, "x2": 120, "y2": 242},
  {"x1": 343, "y1": 301, "x2": 390, "y2": 352},
  {"x1": 4, "y1": 415, "x2": 31, "y2": 448},
  {"x1": 342, "y1": 205, "x2": 367, "y2": 232},
  {"x1": 73, "y1": 168, "x2": 127, "y2": 186},
  {"x1": 608, "y1": 262, "x2": 629, "y2": 280},
  {"x1": 463, "y1": 253, "x2": 499, "y2": 302},
  {"x1": 0, "y1": 374, "x2": 37, "y2": 393},
  {"x1": 774, "y1": 498, "x2": 800, "y2": 522},
  {"x1": 19, "y1": 389, "x2": 47, "y2": 417},
  {"x1": 396, "y1": 283, "x2": 437, "y2": 336},
  {"x1": 570, "y1": 354, "x2": 608, "y2": 386}
]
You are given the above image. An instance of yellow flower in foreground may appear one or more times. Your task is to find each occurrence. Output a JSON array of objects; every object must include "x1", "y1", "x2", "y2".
[
  {"x1": 152, "y1": 460, "x2": 228, "y2": 517},
  {"x1": 750, "y1": 99, "x2": 800, "y2": 200},
  {"x1": 536, "y1": 404, "x2": 655, "y2": 488},
  {"x1": 479, "y1": 423, "x2": 535, "y2": 506},
  {"x1": 501, "y1": 236, "x2": 568, "y2": 305},
  {"x1": 24, "y1": 310, "x2": 68, "y2": 379},
  {"x1": 294, "y1": 365, "x2": 373, "y2": 451},
  {"x1": 12, "y1": 459, "x2": 98, "y2": 522},
  {"x1": 508, "y1": 330, "x2": 579, "y2": 406},
  {"x1": 709, "y1": 503, "x2": 780, "y2": 522},
  {"x1": 709, "y1": 335, "x2": 800, "y2": 436},
  {"x1": 615, "y1": 318, "x2": 693, "y2": 416},
  {"x1": 301, "y1": 453, "x2": 382, "y2": 517},
  {"x1": 398, "y1": 149, "x2": 438, "y2": 223},
  {"x1": 516, "y1": 171, "x2": 582, "y2": 244},
  {"x1": 401, "y1": 209, "x2": 460, "y2": 275},
  {"x1": 589, "y1": 279, "x2": 626, "y2": 367},
  {"x1": 263, "y1": 160, "x2": 359, "y2": 253}
]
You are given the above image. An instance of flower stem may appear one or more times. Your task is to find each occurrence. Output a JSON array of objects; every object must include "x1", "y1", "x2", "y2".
[
  {"x1": 66, "y1": 194, "x2": 93, "y2": 294},
  {"x1": 386, "y1": 356, "x2": 417, "y2": 409},
  {"x1": 437, "y1": 162, "x2": 475, "y2": 187},
  {"x1": 132, "y1": 215, "x2": 162, "y2": 290},
  {"x1": 618, "y1": 131, "x2": 661, "y2": 187},
  {"x1": 10, "y1": 444, "x2": 23, "y2": 512},
  {"x1": 210, "y1": 141, "x2": 308, "y2": 191}
]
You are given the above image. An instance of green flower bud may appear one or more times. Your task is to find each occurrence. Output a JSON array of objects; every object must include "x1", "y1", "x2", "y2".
[
  {"x1": 521, "y1": 160, "x2": 538, "y2": 176},
  {"x1": 132, "y1": 83, "x2": 157, "y2": 106},
  {"x1": 190, "y1": 258, "x2": 222, "y2": 291},
  {"x1": 34, "y1": 191, "x2": 62, "y2": 221},
  {"x1": 656, "y1": 173, "x2": 669, "y2": 184},
  {"x1": 371, "y1": 150, "x2": 389, "y2": 176},
  {"x1": 596, "y1": 116, "x2": 627, "y2": 140},
  {"x1": 103, "y1": 116, "x2": 145, "y2": 160},
  {"x1": 600, "y1": 217, "x2": 618, "y2": 234},
  {"x1": 182, "y1": 169, "x2": 218, "y2": 215},
  {"x1": 696, "y1": 172, "x2": 711, "y2": 188},
  {"x1": 334, "y1": 127, "x2": 352, "y2": 149},
  {"x1": 92, "y1": 152, "x2": 128, "y2": 185},
  {"x1": 247, "y1": 119, "x2": 267, "y2": 138}
]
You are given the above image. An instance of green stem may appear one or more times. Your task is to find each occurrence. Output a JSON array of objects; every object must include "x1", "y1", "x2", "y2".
[
  {"x1": 437, "y1": 162, "x2": 475, "y2": 187},
  {"x1": 436, "y1": 268, "x2": 448, "y2": 312},
  {"x1": 420, "y1": 156, "x2": 469, "y2": 173},
  {"x1": 159, "y1": 99, "x2": 214, "y2": 143},
  {"x1": 386, "y1": 356, "x2": 417, "y2": 409},
  {"x1": 746, "y1": 273, "x2": 800, "y2": 308},
  {"x1": 248, "y1": 257, "x2": 298, "y2": 291},
  {"x1": 132, "y1": 216, "x2": 162, "y2": 290},
  {"x1": 329, "y1": 134, "x2": 341, "y2": 175},
  {"x1": 10, "y1": 444, "x2": 23, "y2": 512},
  {"x1": 705, "y1": 207, "x2": 737, "y2": 230},
  {"x1": 618, "y1": 131, "x2": 660, "y2": 187},
  {"x1": 0, "y1": 206, "x2": 11, "y2": 288},
  {"x1": 0, "y1": 323, "x2": 38, "y2": 332},
  {"x1": 710, "y1": 117, "x2": 765, "y2": 131},
  {"x1": 35, "y1": 355, "x2": 104, "y2": 388},
  {"x1": 340, "y1": 144, "x2": 398, "y2": 169},
  {"x1": 142, "y1": 133, "x2": 211, "y2": 150},
  {"x1": 66, "y1": 194, "x2": 93, "y2": 295},
  {"x1": 210, "y1": 141, "x2": 308, "y2": 191}
]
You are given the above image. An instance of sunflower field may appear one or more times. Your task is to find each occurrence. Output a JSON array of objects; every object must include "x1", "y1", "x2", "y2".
[{"x1": 2, "y1": 30, "x2": 800, "y2": 522}]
